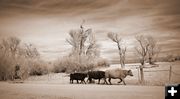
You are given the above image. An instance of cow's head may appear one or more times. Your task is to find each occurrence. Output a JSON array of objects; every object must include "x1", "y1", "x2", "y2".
[{"x1": 128, "y1": 70, "x2": 133, "y2": 76}]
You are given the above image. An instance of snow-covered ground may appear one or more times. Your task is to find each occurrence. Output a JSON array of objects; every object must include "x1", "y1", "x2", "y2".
[
  {"x1": 1, "y1": 62, "x2": 180, "y2": 99},
  {"x1": 0, "y1": 82, "x2": 163, "y2": 99},
  {"x1": 23, "y1": 61, "x2": 180, "y2": 86}
]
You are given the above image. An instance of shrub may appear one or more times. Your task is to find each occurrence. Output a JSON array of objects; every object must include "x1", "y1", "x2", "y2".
[
  {"x1": 96, "y1": 58, "x2": 110, "y2": 67},
  {"x1": 29, "y1": 60, "x2": 49, "y2": 76},
  {"x1": 0, "y1": 37, "x2": 46, "y2": 80},
  {"x1": 53, "y1": 56, "x2": 109, "y2": 73},
  {"x1": 0, "y1": 55, "x2": 15, "y2": 80},
  {"x1": 0, "y1": 55, "x2": 49, "y2": 80}
]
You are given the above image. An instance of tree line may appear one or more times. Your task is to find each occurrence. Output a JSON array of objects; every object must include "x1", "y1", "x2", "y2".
[
  {"x1": 0, "y1": 37, "x2": 48, "y2": 80},
  {"x1": 0, "y1": 23, "x2": 170, "y2": 82}
]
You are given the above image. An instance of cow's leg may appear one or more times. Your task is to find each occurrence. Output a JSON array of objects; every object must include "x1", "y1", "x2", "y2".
[
  {"x1": 81, "y1": 79, "x2": 85, "y2": 84},
  {"x1": 86, "y1": 78, "x2": 89, "y2": 83},
  {"x1": 98, "y1": 79, "x2": 100, "y2": 84},
  {"x1": 122, "y1": 79, "x2": 126, "y2": 85},
  {"x1": 81, "y1": 80, "x2": 84, "y2": 84},
  {"x1": 80, "y1": 80, "x2": 82, "y2": 84},
  {"x1": 104, "y1": 78, "x2": 108, "y2": 85},
  {"x1": 84, "y1": 80, "x2": 86, "y2": 84},
  {"x1": 88, "y1": 78, "x2": 92, "y2": 83},
  {"x1": 77, "y1": 80, "x2": 79, "y2": 84},
  {"x1": 118, "y1": 78, "x2": 122, "y2": 83},
  {"x1": 103, "y1": 78, "x2": 108, "y2": 84},
  {"x1": 71, "y1": 79, "x2": 73, "y2": 84},
  {"x1": 108, "y1": 78, "x2": 112, "y2": 85},
  {"x1": 70, "y1": 79, "x2": 73, "y2": 84}
]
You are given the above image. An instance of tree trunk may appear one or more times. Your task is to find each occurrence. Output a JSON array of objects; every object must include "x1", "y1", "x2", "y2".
[
  {"x1": 149, "y1": 57, "x2": 154, "y2": 65},
  {"x1": 119, "y1": 54, "x2": 124, "y2": 68},
  {"x1": 140, "y1": 59, "x2": 145, "y2": 84}
]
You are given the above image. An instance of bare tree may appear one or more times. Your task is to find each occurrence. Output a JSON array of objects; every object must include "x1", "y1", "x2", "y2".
[
  {"x1": 0, "y1": 37, "x2": 40, "y2": 80},
  {"x1": 107, "y1": 32, "x2": 126, "y2": 68},
  {"x1": 1, "y1": 37, "x2": 20, "y2": 58},
  {"x1": 24, "y1": 43, "x2": 40, "y2": 59},
  {"x1": 165, "y1": 53, "x2": 175, "y2": 62},
  {"x1": 135, "y1": 35, "x2": 149, "y2": 84},
  {"x1": 147, "y1": 36, "x2": 160, "y2": 64},
  {"x1": 135, "y1": 35, "x2": 149, "y2": 65},
  {"x1": 66, "y1": 23, "x2": 99, "y2": 63},
  {"x1": 86, "y1": 33, "x2": 100, "y2": 59},
  {"x1": 66, "y1": 28, "x2": 91, "y2": 55},
  {"x1": 0, "y1": 37, "x2": 21, "y2": 80}
]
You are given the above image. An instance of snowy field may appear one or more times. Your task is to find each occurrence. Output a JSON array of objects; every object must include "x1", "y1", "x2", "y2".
[
  {"x1": 0, "y1": 82, "x2": 163, "y2": 99},
  {"x1": 0, "y1": 62, "x2": 180, "y2": 99},
  {"x1": 23, "y1": 61, "x2": 180, "y2": 86}
]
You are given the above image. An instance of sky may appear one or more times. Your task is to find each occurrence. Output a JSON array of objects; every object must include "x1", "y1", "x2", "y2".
[{"x1": 0, "y1": 0, "x2": 180, "y2": 62}]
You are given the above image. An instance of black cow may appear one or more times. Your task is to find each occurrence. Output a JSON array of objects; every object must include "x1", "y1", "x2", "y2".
[
  {"x1": 70, "y1": 73, "x2": 87, "y2": 84},
  {"x1": 87, "y1": 71, "x2": 108, "y2": 84}
]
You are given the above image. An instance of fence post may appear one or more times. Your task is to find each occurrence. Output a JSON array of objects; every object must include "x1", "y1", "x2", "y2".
[
  {"x1": 169, "y1": 65, "x2": 172, "y2": 83},
  {"x1": 137, "y1": 67, "x2": 140, "y2": 83},
  {"x1": 139, "y1": 65, "x2": 144, "y2": 84}
]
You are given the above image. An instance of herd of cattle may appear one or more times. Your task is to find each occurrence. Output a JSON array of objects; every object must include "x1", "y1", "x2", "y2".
[{"x1": 70, "y1": 68, "x2": 133, "y2": 85}]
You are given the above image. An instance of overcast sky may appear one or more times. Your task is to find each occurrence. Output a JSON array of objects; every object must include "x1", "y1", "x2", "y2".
[{"x1": 0, "y1": 0, "x2": 180, "y2": 62}]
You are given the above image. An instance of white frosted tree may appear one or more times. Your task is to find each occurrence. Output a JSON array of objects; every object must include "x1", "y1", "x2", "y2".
[
  {"x1": 66, "y1": 24, "x2": 99, "y2": 63},
  {"x1": 147, "y1": 36, "x2": 160, "y2": 64},
  {"x1": 135, "y1": 35, "x2": 149, "y2": 84},
  {"x1": 107, "y1": 32, "x2": 126, "y2": 68}
]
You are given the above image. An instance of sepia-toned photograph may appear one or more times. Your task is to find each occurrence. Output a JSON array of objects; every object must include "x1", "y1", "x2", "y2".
[{"x1": 0, "y1": 0, "x2": 180, "y2": 99}]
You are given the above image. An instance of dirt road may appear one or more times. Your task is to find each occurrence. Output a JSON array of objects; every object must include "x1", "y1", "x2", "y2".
[{"x1": 0, "y1": 82, "x2": 164, "y2": 99}]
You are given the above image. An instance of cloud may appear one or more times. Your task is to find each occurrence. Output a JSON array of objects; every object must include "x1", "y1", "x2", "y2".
[
  {"x1": 0, "y1": 0, "x2": 180, "y2": 61},
  {"x1": 0, "y1": 0, "x2": 120, "y2": 17}
]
